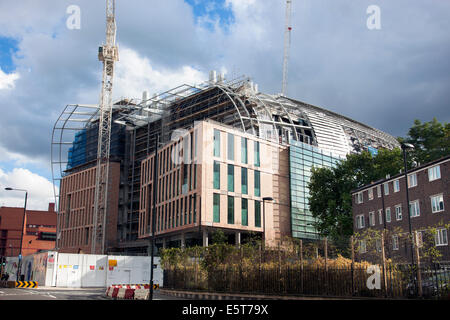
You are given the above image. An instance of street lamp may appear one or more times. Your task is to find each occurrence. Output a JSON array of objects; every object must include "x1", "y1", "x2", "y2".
[
  {"x1": 5, "y1": 187, "x2": 28, "y2": 281},
  {"x1": 262, "y1": 197, "x2": 274, "y2": 246},
  {"x1": 401, "y1": 143, "x2": 415, "y2": 260},
  {"x1": 401, "y1": 143, "x2": 418, "y2": 292}
]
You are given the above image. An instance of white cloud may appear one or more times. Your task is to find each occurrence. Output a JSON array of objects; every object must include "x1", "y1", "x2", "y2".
[
  {"x1": 0, "y1": 168, "x2": 57, "y2": 211},
  {"x1": 114, "y1": 46, "x2": 208, "y2": 99},
  {"x1": 0, "y1": 68, "x2": 20, "y2": 90}
]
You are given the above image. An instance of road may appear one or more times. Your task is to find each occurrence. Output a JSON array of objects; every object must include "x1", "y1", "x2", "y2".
[{"x1": 0, "y1": 287, "x2": 184, "y2": 300}]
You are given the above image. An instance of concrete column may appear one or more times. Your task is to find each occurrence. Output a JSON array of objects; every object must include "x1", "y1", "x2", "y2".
[
  {"x1": 162, "y1": 238, "x2": 167, "y2": 249},
  {"x1": 235, "y1": 231, "x2": 241, "y2": 247},
  {"x1": 202, "y1": 229, "x2": 209, "y2": 247}
]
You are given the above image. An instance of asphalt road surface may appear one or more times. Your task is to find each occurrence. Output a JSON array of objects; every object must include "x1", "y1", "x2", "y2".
[{"x1": 0, "y1": 287, "x2": 184, "y2": 300}]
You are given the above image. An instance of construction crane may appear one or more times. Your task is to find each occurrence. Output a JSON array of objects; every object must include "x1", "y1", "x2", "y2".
[
  {"x1": 92, "y1": 0, "x2": 119, "y2": 254},
  {"x1": 281, "y1": 0, "x2": 292, "y2": 96}
]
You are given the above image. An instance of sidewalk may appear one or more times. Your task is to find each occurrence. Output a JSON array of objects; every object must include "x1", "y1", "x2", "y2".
[{"x1": 158, "y1": 288, "x2": 359, "y2": 300}]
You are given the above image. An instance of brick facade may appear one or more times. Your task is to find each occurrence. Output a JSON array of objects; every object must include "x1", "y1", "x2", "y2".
[
  {"x1": 352, "y1": 156, "x2": 450, "y2": 262},
  {"x1": 0, "y1": 203, "x2": 56, "y2": 257}
]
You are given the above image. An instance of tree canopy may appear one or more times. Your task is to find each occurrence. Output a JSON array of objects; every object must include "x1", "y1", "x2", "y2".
[{"x1": 308, "y1": 118, "x2": 449, "y2": 243}]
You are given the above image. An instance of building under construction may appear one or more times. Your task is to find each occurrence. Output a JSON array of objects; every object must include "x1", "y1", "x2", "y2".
[{"x1": 52, "y1": 72, "x2": 400, "y2": 254}]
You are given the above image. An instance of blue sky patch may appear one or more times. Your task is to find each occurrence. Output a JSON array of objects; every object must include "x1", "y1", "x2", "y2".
[
  {"x1": 185, "y1": 0, "x2": 235, "y2": 31},
  {"x1": 0, "y1": 37, "x2": 19, "y2": 73}
]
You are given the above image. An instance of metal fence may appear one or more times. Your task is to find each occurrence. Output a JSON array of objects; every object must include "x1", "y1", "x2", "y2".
[{"x1": 163, "y1": 263, "x2": 450, "y2": 299}]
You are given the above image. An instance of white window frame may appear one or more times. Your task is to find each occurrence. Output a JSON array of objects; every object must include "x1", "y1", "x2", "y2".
[
  {"x1": 393, "y1": 179, "x2": 400, "y2": 193},
  {"x1": 376, "y1": 238, "x2": 382, "y2": 252},
  {"x1": 377, "y1": 185, "x2": 381, "y2": 198},
  {"x1": 435, "y1": 228, "x2": 448, "y2": 246},
  {"x1": 356, "y1": 192, "x2": 363, "y2": 204},
  {"x1": 368, "y1": 188, "x2": 374, "y2": 200},
  {"x1": 408, "y1": 173, "x2": 417, "y2": 188},
  {"x1": 359, "y1": 240, "x2": 367, "y2": 254},
  {"x1": 385, "y1": 207, "x2": 391, "y2": 223},
  {"x1": 378, "y1": 209, "x2": 383, "y2": 225},
  {"x1": 384, "y1": 182, "x2": 389, "y2": 195},
  {"x1": 431, "y1": 194, "x2": 444, "y2": 213},
  {"x1": 428, "y1": 165, "x2": 441, "y2": 182},
  {"x1": 369, "y1": 211, "x2": 375, "y2": 226},
  {"x1": 409, "y1": 200, "x2": 420, "y2": 218},
  {"x1": 395, "y1": 205, "x2": 402, "y2": 221},
  {"x1": 392, "y1": 235, "x2": 399, "y2": 250},
  {"x1": 356, "y1": 215, "x2": 365, "y2": 229}
]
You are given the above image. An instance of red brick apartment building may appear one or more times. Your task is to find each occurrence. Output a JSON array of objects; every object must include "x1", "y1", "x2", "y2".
[
  {"x1": 352, "y1": 155, "x2": 450, "y2": 263},
  {"x1": 0, "y1": 203, "x2": 57, "y2": 257}
]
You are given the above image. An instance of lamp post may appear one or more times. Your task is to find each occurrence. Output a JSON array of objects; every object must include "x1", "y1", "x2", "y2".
[
  {"x1": 262, "y1": 197, "x2": 274, "y2": 246},
  {"x1": 5, "y1": 187, "x2": 28, "y2": 281},
  {"x1": 401, "y1": 143, "x2": 415, "y2": 262},
  {"x1": 401, "y1": 143, "x2": 417, "y2": 294},
  {"x1": 149, "y1": 134, "x2": 159, "y2": 301}
]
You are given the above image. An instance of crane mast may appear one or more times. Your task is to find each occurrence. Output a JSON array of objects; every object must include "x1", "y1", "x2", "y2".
[
  {"x1": 282, "y1": 0, "x2": 292, "y2": 96},
  {"x1": 92, "y1": 0, "x2": 119, "y2": 254}
]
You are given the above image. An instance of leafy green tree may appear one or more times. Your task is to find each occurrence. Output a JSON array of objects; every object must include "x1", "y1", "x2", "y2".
[
  {"x1": 400, "y1": 118, "x2": 450, "y2": 165},
  {"x1": 309, "y1": 149, "x2": 406, "y2": 243}
]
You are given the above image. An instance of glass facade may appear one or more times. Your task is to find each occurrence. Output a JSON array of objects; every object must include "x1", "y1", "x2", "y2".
[
  {"x1": 228, "y1": 133, "x2": 234, "y2": 161},
  {"x1": 241, "y1": 198, "x2": 248, "y2": 226},
  {"x1": 214, "y1": 129, "x2": 220, "y2": 157},
  {"x1": 254, "y1": 170, "x2": 260, "y2": 197},
  {"x1": 228, "y1": 196, "x2": 234, "y2": 224},
  {"x1": 228, "y1": 164, "x2": 234, "y2": 192},
  {"x1": 255, "y1": 200, "x2": 261, "y2": 227},
  {"x1": 289, "y1": 140, "x2": 342, "y2": 240},
  {"x1": 213, "y1": 193, "x2": 220, "y2": 222},
  {"x1": 241, "y1": 167, "x2": 248, "y2": 194},
  {"x1": 213, "y1": 161, "x2": 220, "y2": 189},
  {"x1": 241, "y1": 137, "x2": 248, "y2": 164}
]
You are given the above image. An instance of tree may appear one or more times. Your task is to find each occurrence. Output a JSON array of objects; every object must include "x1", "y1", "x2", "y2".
[
  {"x1": 400, "y1": 118, "x2": 450, "y2": 165},
  {"x1": 309, "y1": 117, "x2": 449, "y2": 243},
  {"x1": 309, "y1": 149, "x2": 406, "y2": 243}
]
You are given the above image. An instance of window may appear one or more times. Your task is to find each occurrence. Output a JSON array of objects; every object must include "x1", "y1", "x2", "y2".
[
  {"x1": 369, "y1": 212, "x2": 375, "y2": 226},
  {"x1": 356, "y1": 215, "x2": 365, "y2": 229},
  {"x1": 255, "y1": 200, "x2": 261, "y2": 227},
  {"x1": 241, "y1": 137, "x2": 248, "y2": 164},
  {"x1": 377, "y1": 185, "x2": 381, "y2": 198},
  {"x1": 428, "y1": 165, "x2": 441, "y2": 181},
  {"x1": 228, "y1": 164, "x2": 234, "y2": 192},
  {"x1": 395, "y1": 205, "x2": 402, "y2": 221},
  {"x1": 435, "y1": 229, "x2": 448, "y2": 246},
  {"x1": 386, "y1": 207, "x2": 391, "y2": 223},
  {"x1": 213, "y1": 129, "x2": 220, "y2": 157},
  {"x1": 213, "y1": 193, "x2": 220, "y2": 223},
  {"x1": 368, "y1": 188, "x2": 374, "y2": 200},
  {"x1": 409, "y1": 200, "x2": 420, "y2": 217},
  {"x1": 254, "y1": 170, "x2": 261, "y2": 197},
  {"x1": 254, "y1": 141, "x2": 260, "y2": 167},
  {"x1": 378, "y1": 209, "x2": 383, "y2": 225},
  {"x1": 384, "y1": 183, "x2": 389, "y2": 195},
  {"x1": 227, "y1": 196, "x2": 234, "y2": 224},
  {"x1": 408, "y1": 173, "x2": 417, "y2": 188},
  {"x1": 227, "y1": 133, "x2": 234, "y2": 161},
  {"x1": 356, "y1": 192, "x2": 363, "y2": 204},
  {"x1": 359, "y1": 240, "x2": 367, "y2": 254},
  {"x1": 431, "y1": 194, "x2": 444, "y2": 213},
  {"x1": 393, "y1": 179, "x2": 400, "y2": 193},
  {"x1": 392, "y1": 235, "x2": 399, "y2": 250},
  {"x1": 241, "y1": 198, "x2": 248, "y2": 226},
  {"x1": 376, "y1": 239, "x2": 382, "y2": 252},
  {"x1": 213, "y1": 161, "x2": 220, "y2": 189},
  {"x1": 241, "y1": 167, "x2": 248, "y2": 194}
]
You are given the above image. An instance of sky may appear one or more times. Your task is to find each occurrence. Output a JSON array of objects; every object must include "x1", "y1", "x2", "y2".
[{"x1": 0, "y1": 0, "x2": 449, "y2": 210}]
